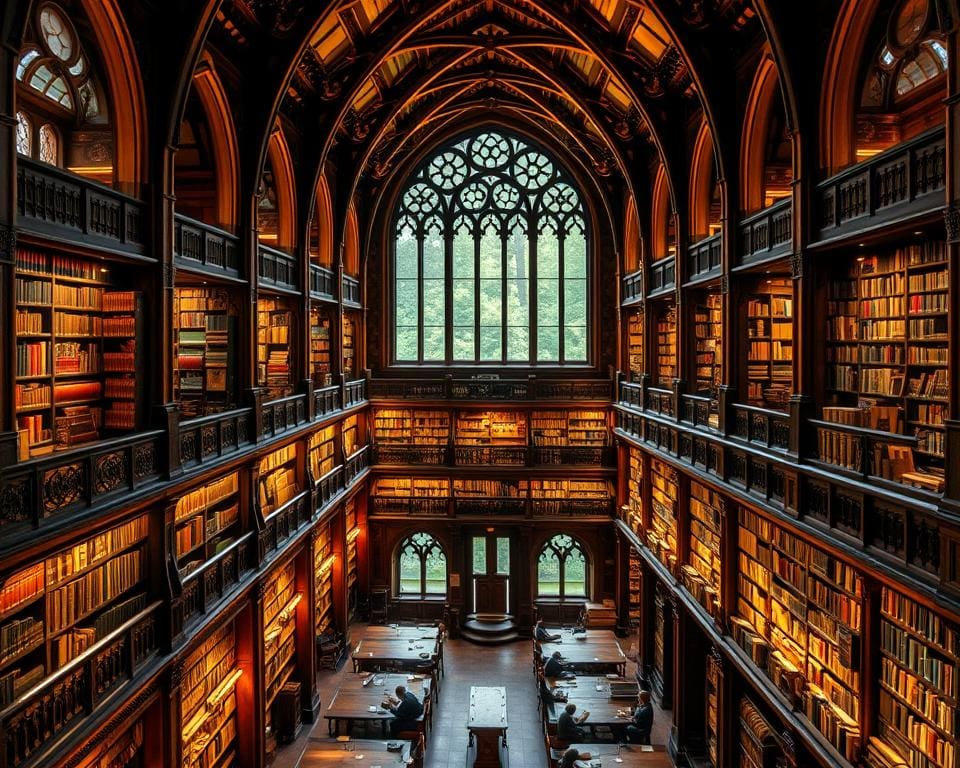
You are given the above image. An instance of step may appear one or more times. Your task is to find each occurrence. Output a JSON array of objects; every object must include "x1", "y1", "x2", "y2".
[{"x1": 460, "y1": 627, "x2": 522, "y2": 645}]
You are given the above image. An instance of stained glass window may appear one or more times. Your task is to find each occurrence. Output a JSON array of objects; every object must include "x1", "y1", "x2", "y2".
[
  {"x1": 537, "y1": 534, "x2": 587, "y2": 599},
  {"x1": 397, "y1": 532, "x2": 447, "y2": 597},
  {"x1": 16, "y1": 112, "x2": 31, "y2": 157},
  {"x1": 39, "y1": 5, "x2": 75, "y2": 62},
  {"x1": 393, "y1": 130, "x2": 589, "y2": 365},
  {"x1": 38, "y1": 124, "x2": 58, "y2": 165}
]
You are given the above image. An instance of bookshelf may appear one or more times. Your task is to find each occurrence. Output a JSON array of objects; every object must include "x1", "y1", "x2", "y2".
[
  {"x1": 257, "y1": 297, "x2": 294, "y2": 399},
  {"x1": 647, "y1": 458, "x2": 678, "y2": 572},
  {"x1": 262, "y1": 560, "x2": 300, "y2": 748},
  {"x1": 258, "y1": 443, "x2": 300, "y2": 516},
  {"x1": 745, "y1": 278, "x2": 793, "y2": 409},
  {"x1": 310, "y1": 305, "x2": 332, "y2": 388},
  {"x1": 15, "y1": 248, "x2": 145, "y2": 458},
  {"x1": 628, "y1": 548, "x2": 641, "y2": 627},
  {"x1": 695, "y1": 293, "x2": 723, "y2": 417},
  {"x1": 174, "y1": 472, "x2": 241, "y2": 575},
  {"x1": 627, "y1": 310, "x2": 644, "y2": 380},
  {"x1": 706, "y1": 652, "x2": 721, "y2": 768},
  {"x1": 345, "y1": 499, "x2": 359, "y2": 623},
  {"x1": 652, "y1": 582, "x2": 668, "y2": 701},
  {"x1": 373, "y1": 408, "x2": 450, "y2": 445},
  {"x1": 342, "y1": 311, "x2": 357, "y2": 379},
  {"x1": 314, "y1": 522, "x2": 335, "y2": 639},
  {"x1": 0, "y1": 514, "x2": 149, "y2": 704},
  {"x1": 174, "y1": 287, "x2": 237, "y2": 419},
  {"x1": 867, "y1": 586, "x2": 958, "y2": 768},
  {"x1": 455, "y1": 411, "x2": 527, "y2": 444},
  {"x1": 454, "y1": 479, "x2": 521, "y2": 498},
  {"x1": 681, "y1": 480, "x2": 722, "y2": 618},
  {"x1": 624, "y1": 447, "x2": 644, "y2": 536},
  {"x1": 309, "y1": 425, "x2": 337, "y2": 482},
  {"x1": 655, "y1": 303, "x2": 677, "y2": 386},
  {"x1": 530, "y1": 410, "x2": 608, "y2": 447},
  {"x1": 820, "y1": 241, "x2": 948, "y2": 485},
  {"x1": 342, "y1": 414, "x2": 361, "y2": 457},
  {"x1": 738, "y1": 697, "x2": 782, "y2": 768},
  {"x1": 527, "y1": 478, "x2": 612, "y2": 514},
  {"x1": 732, "y1": 507, "x2": 863, "y2": 760},
  {"x1": 180, "y1": 621, "x2": 240, "y2": 768},
  {"x1": 93, "y1": 720, "x2": 144, "y2": 768}
]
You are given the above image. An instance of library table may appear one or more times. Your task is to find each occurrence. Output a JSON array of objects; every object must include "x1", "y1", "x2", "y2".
[
  {"x1": 544, "y1": 644, "x2": 626, "y2": 676},
  {"x1": 567, "y1": 744, "x2": 670, "y2": 768},
  {"x1": 545, "y1": 676, "x2": 635, "y2": 699},
  {"x1": 351, "y1": 639, "x2": 438, "y2": 673},
  {"x1": 539, "y1": 630, "x2": 622, "y2": 647},
  {"x1": 298, "y1": 738, "x2": 412, "y2": 768},
  {"x1": 467, "y1": 686, "x2": 507, "y2": 768},
  {"x1": 325, "y1": 674, "x2": 431, "y2": 736},
  {"x1": 545, "y1": 698, "x2": 633, "y2": 732},
  {"x1": 363, "y1": 626, "x2": 440, "y2": 642}
]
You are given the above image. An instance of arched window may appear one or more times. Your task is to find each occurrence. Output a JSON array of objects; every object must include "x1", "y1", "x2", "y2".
[
  {"x1": 38, "y1": 124, "x2": 58, "y2": 165},
  {"x1": 16, "y1": 112, "x2": 31, "y2": 156},
  {"x1": 393, "y1": 129, "x2": 589, "y2": 365},
  {"x1": 397, "y1": 532, "x2": 447, "y2": 597},
  {"x1": 537, "y1": 534, "x2": 587, "y2": 599}
]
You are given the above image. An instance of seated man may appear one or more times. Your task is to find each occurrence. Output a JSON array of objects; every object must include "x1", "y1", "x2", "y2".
[
  {"x1": 535, "y1": 619, "x2": 562, "y2": 642},
  {"x1": 557, "y1": 702, "x2": 589, "y2": 743},
  {"x1": 384, "y1": 684, "x2": 424, "y2": 737},
  {"x1": 543, "y1": 650, "x2": 566, "y2": 678},
  {"x1": 559, "y1": 747, "x2": 592, "y2": 768},
  {"x1": 539, "y1": 677, "x2": 567, "y2": 707},
  {"x1": 624, "y1": 690, "x2": 653, "y2": 745}
]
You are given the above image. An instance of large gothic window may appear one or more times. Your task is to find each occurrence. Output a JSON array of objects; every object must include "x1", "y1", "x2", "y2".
[
  {"x1": 397, "y1": 532, "x2": 447, "y2": 597},
  {"x1": 393, "y1": 130, "x2": 589, "y2": 365},
  {"x1": 537, "y1": 534, "x2": 588, "y2": 599}
]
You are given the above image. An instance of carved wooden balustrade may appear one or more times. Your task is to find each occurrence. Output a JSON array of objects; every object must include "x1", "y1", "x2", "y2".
[
  {"x1": 261, "y1": 394, "x2": 308, "y2": 439},
  {"x1": 310, "y1": 263, "x2": 336, "y2": 300},
  {"x1": 174, "y1": 535, "x2": 255, "y2": 635},
  {"x1": 178, "y1": 408, "x2": 254, "y2": 470},
  {"x1": 687, "y1": 232, "x2": 722, "y2": 282},
  {"x1": 730, "y1": 404, "x2": 791, "y2": 453},
  {"x1": 314, "y1": 384, "x2": 342, "y2": 417},
  {"x1": 369, "y1": 376, "x2": 610, "y2": 402},
  {"x1": 622, "y1": 269, "x2": 643, "y2": 304},
  {"x1": 647, "y1": 258, "x2": 676, "y2": 296},
  {"x1": 738, "y1": 198, "x2": 792, "y2": 267},
  {"x1": 342, "y1": 275, "x2": 361, "y2": 306},
  {"x1": 343, "y1": 446, "x2": 370, "y2": 486},
  {"x1": 344, "y1": 379, "x2": 367, "y2": 408},
  {"x1": 258, "y1": 244, "x2": 299, "y2": 292},
  {"x1": 315, "y1": 465, "x2": 344, "y2": 510},
  {"x1": 173, "y1": 214, "x2": 240, "y2": 277},
  {"x1": 680, "y1": 393, "x2": 716, "y2": 431},
  {"x1": 259, "y1": 490, "x2": 312, "y2": 560}
]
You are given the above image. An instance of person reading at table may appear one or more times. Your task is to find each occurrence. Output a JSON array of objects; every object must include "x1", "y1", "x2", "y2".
[
  {"x1": 535, "y1": 619, "x2": 561, "y2": 642},
  {"x1": 384, "y1": 685, "x2": 423, "y2": 737},
  {"x1": 557, "y1": 702, "x2": 589, "y2": 743},
  {"x1": 544, "y1": 650, "x2": 566, "y2": 678},
  {"x1": 560, "y1": 747, "x2": 592, "y2": 768},
  {"x1": 539, "y1": 677, "x2": 567, "y2": 708},
  {"x1": 624, "y1": 690, "x2": 653, "y2": 744}
]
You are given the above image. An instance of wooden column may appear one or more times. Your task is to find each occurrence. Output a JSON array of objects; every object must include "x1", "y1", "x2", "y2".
[{"x1": 0, "y1": 43, "x2": 19, "y2": 466}]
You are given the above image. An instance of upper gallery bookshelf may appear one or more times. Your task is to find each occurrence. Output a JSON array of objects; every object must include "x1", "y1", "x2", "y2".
[
  {"x1": 257, "y1": 297, "x2": 294, "y2": 400},
  {"x1": 820, "y1": 240, "x2": 948, "y2": 487},
  {"x1": 180, "y1": 621, "x2": 240, "y2": 768},
  {"x1": 343, "y1": 311, "x2": 357, "y2": 380},
  {"x1": 258, "y1": 443, "x2": 300, "y2": 517},
  {"x1": 681, "y1": 480, "x2": 722, "y2": 620},
  {"x1": 647, "y1": 458, "x2": 678, "y2": 573},
  {"x1": 310, "y1": 306, "x2": 333, "y2": 388},
  {"x1": 174, "y1": 472, "x2": 241, "y2": 575},
  {"x1": 0, "y1": 514, "x2": 149, "y2": 705},
  {"x1": 15, "y1": 247, "x2": 144, "y2": 458},
  {"x1": 655, "y1": 302, "x2": 677, "y2": 386},
  {"x1": 174, "y1": 286, "x2": 237, "y2": 419},
  {"x1": 627, "y1": 310, "x2": 643, "y2": 382},
  {"x1": 345, "y1": 498, "x2": 360, "y2": 623},
  {"x1": 744, "y1": 278, "x2": 793, "y2": 410},
  {"x1": 694, "y1": 292, "x2": 723, "y2": 421},
  {"x1": 262, "y1": 560, "x2": 300, "y2": 751}
]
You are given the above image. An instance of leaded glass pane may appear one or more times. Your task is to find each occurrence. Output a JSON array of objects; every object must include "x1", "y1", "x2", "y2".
[
  {"x1": 496, "y1": 538, "x2": 510, "y2": 575},
  {"x1": 425, "y1": 548, "x2": 447, "y2": 594},
  {"x1": 15, "y1": 112, "x2": 31, "y2": 156},
  {"x1": 564, "y1": 549, "x2": 587, "y2": 596},
  {"x1": 399, "y1": 547, "x2": 420, "y2": 593},
  {"x1": 473, "y1": 537, "x2": 486, "y2": 574},
  {"x1": 38, "y1": 124, "x2": 58, "y2": 165},
  {"x1": 538, "y1": 550, "x2": 560, "y2": 596}
]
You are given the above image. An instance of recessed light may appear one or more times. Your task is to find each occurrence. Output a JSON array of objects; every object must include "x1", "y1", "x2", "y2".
[{"x1": 858, "y1": 243, "x2": 866, "y2": 247}]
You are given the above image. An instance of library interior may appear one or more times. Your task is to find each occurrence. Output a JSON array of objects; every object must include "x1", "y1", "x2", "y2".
[{"x1": 0, "y1": 0, "x2": 959, "y2": 766}]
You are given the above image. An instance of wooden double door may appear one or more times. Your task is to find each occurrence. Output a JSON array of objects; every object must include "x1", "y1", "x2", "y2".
[{"x1": 470, "y1": 530, "x2": 513, "y2": 615}]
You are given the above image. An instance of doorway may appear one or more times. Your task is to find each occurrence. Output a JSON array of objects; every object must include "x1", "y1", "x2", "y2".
[{"x1": 470, "y1": 531, "x2": 511, "y2": 616}]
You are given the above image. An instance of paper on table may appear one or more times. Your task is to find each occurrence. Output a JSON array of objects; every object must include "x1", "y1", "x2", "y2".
[
  {"x1": 640, "y1": 746, "x2": 654, "y2": 752},
  {"x1": 368, "y1": 706, "x2": 378, "y2": 712}
]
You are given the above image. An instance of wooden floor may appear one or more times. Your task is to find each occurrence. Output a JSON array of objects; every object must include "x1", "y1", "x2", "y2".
[{"x1": 274, "y1": 628, "x2": 674, "y2": 768}]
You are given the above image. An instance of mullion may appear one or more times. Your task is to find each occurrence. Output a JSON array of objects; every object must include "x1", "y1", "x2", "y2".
[
  {"x1": 473, "y1": 221, "x2": 480, "y2": 361},
  {"x1": 558, "y1": 223, "x2": 566, "y2": 364},
  {"x1": 417, "y1": 223, "x2": 425, "y2": 363},
  {"x1": 529, "y1": 212, "x2": 538, "y2": 365},
  {"x1": 501, "y1": 227, "x2": 507, "y2": 364}
]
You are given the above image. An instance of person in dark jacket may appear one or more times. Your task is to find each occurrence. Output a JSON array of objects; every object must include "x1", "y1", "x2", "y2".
[
  {"x1": 385, "y1": 685, "x2": 423, "y2": 737},
  {"x1": 535, "y1": 619, "x2": 561, "y2": 642},
  {"x1": 543, "y1": 650, "x2": 565, "y2": 678},
  {"x1": 539, "y1": 677, "x2": 567, "y2": 708},
  {"x1": 624, "y1": 690, "x2": 653, "y2": 744},
  {"x1": 557, "y1": 702, "x2": 589, "y2": 742},
  {"x1": 560, "y1": 747, "x2": 592, "y2": 768}
]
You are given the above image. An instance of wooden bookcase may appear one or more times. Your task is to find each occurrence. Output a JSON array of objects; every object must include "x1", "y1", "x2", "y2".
[
  {"x1": 345, "y1": 499, "x2": 359, "y2": 623},
  {"x1": 342, "y1": 311, "x2": 357, "y2": 379},
  {"x1": 627, "y1": 309, "x2": 644, "y2": 381},
  {"x1": 174, "y1": 472, "x2": 241, "y2": 575},
  {"x1": 310, "y1": 305, "x2": 332, "y2": 388},
  {"x1": 180, "y1": 621, "x2": 240, "y2": 768},
  {"x1": 744, "y1": 278, "x2": 793, "y2": 409},
  {"x1": 738, "y1": 697, "x2": 783, "y2": 768},
  {"x1": 530, "y1": 409, "x2": 608, "y2": 446},
  {"x1": 681, "y1": 480, "x2": 722, "y2": 619},
  {"x1": 0, "y1": 515, "x2": 149, "y2": 704},
  {"x1": 262, "y1": 560, "x2": 300, "y2": 750},
  {"x1": 647, "y1": 458, "x2": 678, "y2": 573},
  {"x1": 173, "y1": 286, "x2": 237, "y2": 419},
  {"x1": 258, "y1": 444, "x2": 300, "y2": 517},
  {"x1": 313, "y1": 522, "x2": 335, "y2": 639},
  {"x1": 624, "y1": 446, "x2": 644, "y2": 536},
  {"x1": 309, "y1": 425, "x2": 337, "y2": 482},
  {"x1": 257, "y1": 297, "x2": 293, "y2": 400},
  {"x1": 372, "y1": 408, "x2": 450, "y2": 445},
  {"x1": 455, "y1": 410, "x2": 527, "y2": 444},
  {"x1": 15, "y1": 248, "x2": 145, "y2": 457},
  {"x1": 694, "y1": 292, "x2": 723, "y2": 404},
  {"x1": 706, "y1": 652, "x2": 721, "y2": 768},
  {"x1": 655, "y1": 302, "x2": 677, "y2": 386}
]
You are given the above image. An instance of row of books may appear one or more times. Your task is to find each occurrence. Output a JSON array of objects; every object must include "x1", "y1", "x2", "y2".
[{"x1": 47, "y1": 549, "x2": 143, "y2": 633}]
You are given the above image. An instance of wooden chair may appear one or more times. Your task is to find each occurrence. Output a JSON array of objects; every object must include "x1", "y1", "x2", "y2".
[{"x1": 406, "y1": 732, "x2": 426, "y2": 768}]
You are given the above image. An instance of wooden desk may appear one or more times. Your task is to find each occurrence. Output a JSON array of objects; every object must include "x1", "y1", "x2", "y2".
[
  {"x1": 546, "y1": 676, "x2": 625, "y2": 694},
  {"x1": 546, "y1": 698, "x2": 634, "y2": 730},
  {"x1": 324, "y1": 674, "x2": 431, "y2": 736},
  {"x1": 567, "y1": 744, "x2": 670, "y2": 768},
  {"x1": 545, "y1": 645, "x2": 626, "y2": 675},
  {"x1": 352, "y1": 639, "x2": 438, "y2": 673},
  {"x1": 363, "y1": 626, "x2": 440, "y2": 642},
  {"x1": 539, "y1": 630, "x2": 621, "y2": 647},
  {"x1": 468, "y1": 686, "x2": 507, "y2": 768},
  {"x1": 298, "y1": 738, "x2": 411, "y2": 768}
]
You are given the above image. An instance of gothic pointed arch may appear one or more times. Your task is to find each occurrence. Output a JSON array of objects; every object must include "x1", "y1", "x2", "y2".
[
  {"x1": 689, "y1": 120, "x2": 718, "y2": 240},
  {"x1": 741, "y1": 52, "x2": 793, "y2": 213},
  {"x1": 259, "y1": 126, "x2": 297, "y2": 251},
  {"x1": 624, "y1": 196, "x2": 642, "y2": 274},
  {"x1": 651, "y1": 164, "x2": 673, "y2": 262},
  {"x1": 310, "y1": 173, "x2": 334, "y2": 268}
]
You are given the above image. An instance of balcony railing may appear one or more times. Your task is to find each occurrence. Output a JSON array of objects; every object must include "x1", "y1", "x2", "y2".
[
  {"x1": 369, "y1": 377, "x2": 610, "y2": 401},
  {"x1": 372, "y1": 444, "x2": 448, "y2": 465},
  {"x1": 680, "y1": 393, "x2": 716, "y2": 431},
  {"x1": 647, "y1": 258, "x2": 676, "y2": 297},
  {"x1": 260, "y1": 490, "x2": 312, "y2": 559},
  {"x1": 343, "y1": 275, "x2": 361, "y2": 306},
  {"x1": 17, "y1": 157, "x2": 146, "y2": 257},
  {"x1": 344, "y1": 379, "x2": 367, "y2": 408},
  {"x1": 174, "y1": 534, "x2": 255, "y2": 635},
  {"x1": 261, "y1": 393, "x2": 308, "y2": 439},
  {"x1": 0, "y1": 430, "x2": 164, "y2": 532},
  {"x1": 530, "y1": 445, "x2": 613, "y2": 466},
  {"x1": 454, "y1": 446, "x2": 527, "y2": 466},
  {"x1": 738, "y1": 198, "x2": 792, "y2": 267},
  {"x1": 371, "y1": 496, "x2": 450, "y2": 516},
  {"x1": 817, "y1": 126, "x2": 945, "y2": 242},
  {"x1": 454, "y1": 496, "x2": 527, "y2": 516},
  {"x1": 344, "y1": 446, "x2": 370, "y2": 485},
  {"x1": 174, "y1": 214, "x2": 240, "y2": 277},
  {"x1": 310, "y1": 263, "x2": 336, "y2": 300},
  {"x1": 731, "y1": 403, "x2": 791, "y2": 453},
  {"x1": 179, "y1": 408, "x2": 254, "y2": 469},
  {"x1": 622, "y1": 269, "x2": 643, "y2": 304},
  {"x1": 315, "y1": 465, "x2": 345, "y2": 509},
  {"x1": 531, "y1": 498, "x2": 614, "y2": 517},
  {"x1": 0, "y1": 601, "x2": 161, "y2": 768},
  {"x1": 686, "y1": 232, "x2": 722, "y2": 283},
  {"x1": 647, "y1": 387, "x2": 674, "y2": 418},
  {"x1": 315, "y1": 384, "x2": 342, "y2": 417},
  {"x1": 619, "y1": 380, "x2": 642, "y2": 409},
  {"x1": 258, "y1": 244, "x2": 299, "y2": 292}
]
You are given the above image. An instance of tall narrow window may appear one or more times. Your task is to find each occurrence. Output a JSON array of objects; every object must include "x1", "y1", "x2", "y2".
[
  {"x1": 15, "y1": 112, "x2": 31, "y2": 156},
  {"x1": 397, "y1": 532, "x2": 447, "y2": 597},
  {"x1": 38, "y1": 123, "x2": 58, "y2": 165},
  {"x1": 393, "y1": 130, "x2": 589, "y2": 365},
  {"x1": 537, "y1": 534, "x2": 588, "y2": 599}
]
